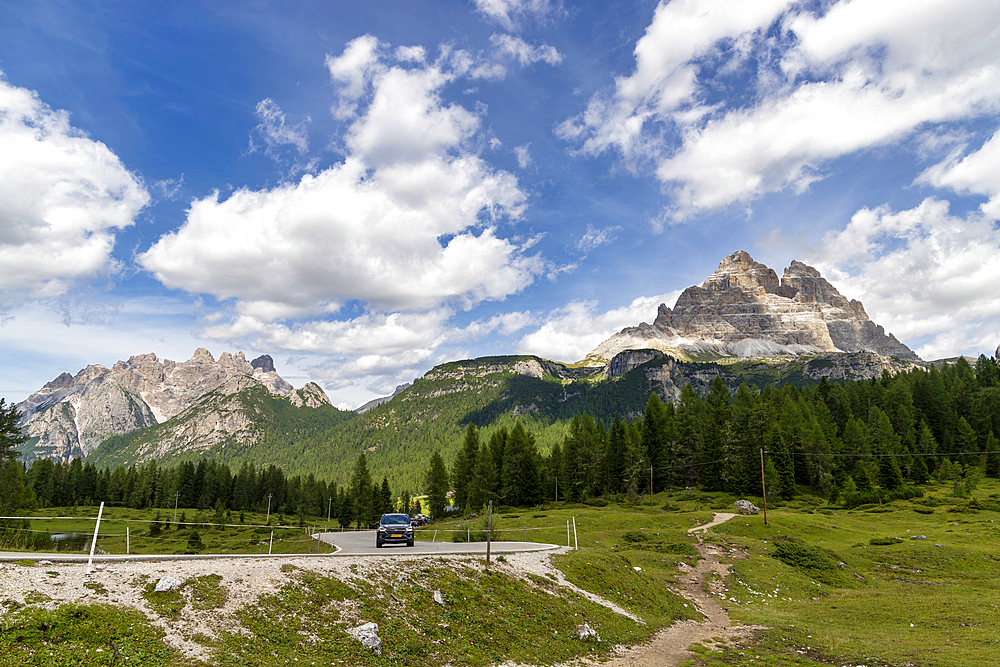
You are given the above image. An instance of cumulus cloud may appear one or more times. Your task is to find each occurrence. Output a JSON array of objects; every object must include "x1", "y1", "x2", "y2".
[
  {"x1": 561, "y1": 0, "x2": 1000, "y2": 219},
  {"x1": 0, "y1": 73, "x2": 149, "y2": 311},
  {"x1": 473, "y1": 0, "x2": 560, "y2": 31},
  {"x1": 785, "y1": 198, "x2": 1000, "y2": 360},
  {"x1": 490, "y1": 34, "x2": 563, "y2": 67},
  {"x1": 918, "y1": 129, "x2": 1000, "y2": 219},
  {"x1": 517, "y1": 291, "x2": 681, "y2": 362},
  {"x1": 141, "y1": 37, "x2": 544, "y2": 391}
]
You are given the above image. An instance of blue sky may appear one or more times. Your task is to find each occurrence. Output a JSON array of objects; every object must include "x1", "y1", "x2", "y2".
[{"x1": 2, "y1": 0, "x2": 999, "y2": 410}]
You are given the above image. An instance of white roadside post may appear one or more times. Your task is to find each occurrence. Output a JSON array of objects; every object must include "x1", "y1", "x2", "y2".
[
  {"x1": 269, "y1": 531, "x2": 274, "y2": 555},
  {"x1": 572, "y1": 516, "x2": 578, "y2": 551},
  {"x1": 86, "y1": 502, "x2": 105, "y2": 574}
]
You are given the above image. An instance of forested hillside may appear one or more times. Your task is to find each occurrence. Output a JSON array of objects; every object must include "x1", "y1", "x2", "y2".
[{"x1": 1, "y1": 353, "x2": 997, "y2": 543}]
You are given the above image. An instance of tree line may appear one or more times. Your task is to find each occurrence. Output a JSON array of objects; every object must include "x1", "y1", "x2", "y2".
[
  {"x1": 443, "y1": 354, "x2": 1000, "y2": 511},
  {"x1": 1, "y1": 439, "x2": 417, "y2": 530}
]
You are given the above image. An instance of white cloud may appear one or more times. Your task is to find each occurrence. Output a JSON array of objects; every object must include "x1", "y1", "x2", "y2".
[
  {"x1": 490, "y1": 34, "x2": 562, "y2": 67},
  {"x1": 514, "y1": 143, "x2": 532, "y2": 169},
  {"x1": 562, "y1": 0, "x2": 1000, "y2": 219},
  {"x1": 325, "y1": 35, "x2": 384, "y2": 119},
  {"x1": 472, "y1": 0, "x2": 559, "y2": 31},
  {"x1": 918, "y1": 129, "x2": 1000, "y2": 219},
  {"x1": 248, "y1": 98, "x2": 310, "y2": 155},
  {"x1": 791, "y1": 197, "x2": 1000, "y2": 360},
  {"x1": 576, "y1": 224, "x2": 621, "y2": 254},
  {"x1": 517, "y1": 291, "x2": 681, "y2": 362},
  {"x1": 395, "y1": 45, "x2": 426, "y2": 63},
  {"x1": 0, "y1": 73, "x2": 148, "y2": 310},
  {"x1": 141, "y1": 37, "x2": 545, "y2": 393}
]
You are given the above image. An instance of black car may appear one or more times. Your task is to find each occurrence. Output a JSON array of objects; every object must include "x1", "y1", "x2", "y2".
[{"x1": 376, "y1": 513, "x2": 414, "y2": 548}]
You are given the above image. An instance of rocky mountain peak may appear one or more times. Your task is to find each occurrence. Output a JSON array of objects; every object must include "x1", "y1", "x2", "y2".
[
  {"x1": 17, "y1": 348, "x2": 299, "y2": 463},
  {"x1": 251, "y1": 354, "x2": 276, "y2": 373},
  {"x1": 703, "y1": 250, "x2": 781, "y2": 294},
  {"x1": 592, "y1": 250, "x2": 919, "y2": 364},
  {"x1": 191, "y1": 347, "x2": 215, "y2": 363}
]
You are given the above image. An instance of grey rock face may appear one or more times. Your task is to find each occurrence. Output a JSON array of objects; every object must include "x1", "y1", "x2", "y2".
[
  {"x1": 251, "y1": 354, "x2": 275, "y2": 373},
  {"x1": 590, "y1": 251, "x2": 920, "y2": 363},
  {"x1": 289, "y1": 382, "x2": 332, "y2": 409},
  {"x1": 17, "y1": 349, "x2": 295, "y2": 462}
]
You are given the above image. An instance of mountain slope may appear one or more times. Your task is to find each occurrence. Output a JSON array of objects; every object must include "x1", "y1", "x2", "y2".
[{"x1": 87, "y1": 379, "x2": 355, "y2": 471}]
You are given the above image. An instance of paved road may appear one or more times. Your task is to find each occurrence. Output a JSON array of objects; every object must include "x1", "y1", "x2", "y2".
[
  {"x1": 0, "y1": 532, "x2": 557, "y2": 562},
  {"x1": 322, "y1": 530, "x2": 558, "y2": 556}
]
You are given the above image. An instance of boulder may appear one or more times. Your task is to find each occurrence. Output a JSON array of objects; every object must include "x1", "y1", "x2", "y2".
[
  {"x1": 735, "y1": 500, "x2": 760, "y2": 515},
  {"x1": 154, "y1": 576, "x2": 183, "y2": 592},
  {"x1": 349, "y1": 622, "x2": 382, "y2": 655},
  {"x1": 576, "y1": 623, "x2": 601, "y2": 642}
]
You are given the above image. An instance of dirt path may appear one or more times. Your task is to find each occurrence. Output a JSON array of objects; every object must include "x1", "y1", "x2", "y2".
[{"x1": 598, "y1": 512, "x2": 762, "y2": 667}]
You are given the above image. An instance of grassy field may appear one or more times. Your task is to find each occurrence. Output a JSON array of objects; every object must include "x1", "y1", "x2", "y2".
[
  {"x1": 7, "y1": 506, "x2": 336, "y2": 555},
  {"x1": 3, "y1": 479, "x2": 999, "y2": 666}
]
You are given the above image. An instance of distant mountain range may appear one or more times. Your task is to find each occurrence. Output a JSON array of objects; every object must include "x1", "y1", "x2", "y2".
[
  {"x1": 16, "y1": 349, "x2": 329, "y2": 463},
  {"x1": 16, "y1": 250, "x2": 932, "y2": 486}
]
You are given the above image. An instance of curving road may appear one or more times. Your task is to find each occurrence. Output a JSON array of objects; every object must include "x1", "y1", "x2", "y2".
[
  {"x1": 0, "y1": 532, "x2": 557, "y2": 563},
  {"x1": 321, "y1": 530, "x2": 558, "y2": 556}
]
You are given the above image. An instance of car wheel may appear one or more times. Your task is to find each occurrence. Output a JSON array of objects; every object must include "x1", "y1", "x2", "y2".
[
  {"x1": 376, "y1": 539, "x2": 382, "y2": 548},
  {"x1": 407, "y1": 539, "x2": 414, "y2": 547}
]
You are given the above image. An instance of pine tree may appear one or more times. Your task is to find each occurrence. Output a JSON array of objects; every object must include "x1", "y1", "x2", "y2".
[
  {"x1": 349, "y1": 453, "x2": 374, "y2": 528},
  {"x1": 452, "y1": 423, "x2": 480, "y2": 512},
  {"x1": 500, "y1": 422, "x2": 542, "y2": 507},
  {"x1": 0, "y1": 399, "x2": 27, "y2": 463},
  {"x1": 425, "y1": 451, "x2": 449, "y2": 520},
  {"x1": 378, "y1": 476, "x2": 392, "y2": 516}
]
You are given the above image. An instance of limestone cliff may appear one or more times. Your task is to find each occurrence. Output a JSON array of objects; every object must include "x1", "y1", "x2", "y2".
[
  {"x1": 587, "y1": 251, "x2": 920, "y2": 363},
  {"x1": 16, "y1": 348, "x2": 312, "y2": 462}
]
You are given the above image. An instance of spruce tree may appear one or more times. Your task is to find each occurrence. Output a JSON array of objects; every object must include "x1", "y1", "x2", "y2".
[
  {"x1": 425, "y1": 451, "x2": 449, "y2": 520},
  {"x1": 349, "y1": 453, "x2": 373, "y2": 528}
]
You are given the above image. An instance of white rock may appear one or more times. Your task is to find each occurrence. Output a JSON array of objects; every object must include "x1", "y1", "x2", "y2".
[
  {"x1": 154, "y1": 576, "x2": 183, "y2": 592},
  {"x1": 349, "y1": 622, "x2": 381, "y2": 655},
  {"x1": 576, "y1": 623, "x2": 600, "y2": 642}
]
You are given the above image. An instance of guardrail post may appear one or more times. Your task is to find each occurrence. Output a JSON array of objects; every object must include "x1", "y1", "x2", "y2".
[{"x1": 86, "y1": 502, "x2": 104, "y2": 574}]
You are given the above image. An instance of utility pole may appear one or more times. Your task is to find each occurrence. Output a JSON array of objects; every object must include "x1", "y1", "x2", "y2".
[
  {"x1": 760, "y1": 448, "x2": 768, "y2": 527},
  {"x1": 327, "y1": 496, "x2": 332, "y2": 523},
  {"x1": 173, "y1": 492, "x2": 180, "y2": 524},
  {"x1": 266, "y1": 493, "x2": 273, "y2": 524},
  {"x1": 649, "y1": 465, "x2": 654, "y2": 514}
]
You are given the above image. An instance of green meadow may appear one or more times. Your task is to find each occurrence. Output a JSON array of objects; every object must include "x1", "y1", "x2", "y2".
[{"x1": 3, "y1": 478, "x2": 999, "y2": 666}]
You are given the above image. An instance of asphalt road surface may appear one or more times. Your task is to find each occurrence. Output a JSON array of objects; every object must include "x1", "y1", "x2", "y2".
[
  {"x1": 322, "y1": 530, "x2": 557, "y2": 556},
  {"x1": 0, "y1": 533, "x2": 557, "y2": 562}
]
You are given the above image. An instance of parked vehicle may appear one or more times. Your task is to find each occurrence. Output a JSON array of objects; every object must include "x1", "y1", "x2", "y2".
[{"x1": 376, "y1": 513, "x2": 414, "y2": 548}]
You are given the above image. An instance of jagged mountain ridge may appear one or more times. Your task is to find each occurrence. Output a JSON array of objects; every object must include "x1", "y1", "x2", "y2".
[
  {"x1": 586, "y1": 251, "x2": 919, "y2": 364},
  {"x1": 16, "y1": 348, "x2": 326, "y2": 462}
]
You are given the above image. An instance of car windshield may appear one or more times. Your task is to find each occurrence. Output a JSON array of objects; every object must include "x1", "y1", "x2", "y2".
[{"x1": 381, "y1": 515, "x2": 410, "y2": 526}]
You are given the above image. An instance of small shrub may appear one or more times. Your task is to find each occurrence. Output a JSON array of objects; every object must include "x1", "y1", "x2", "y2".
[{"x1": 869, "y1": 537, "x2": 904, "y2": 545}]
